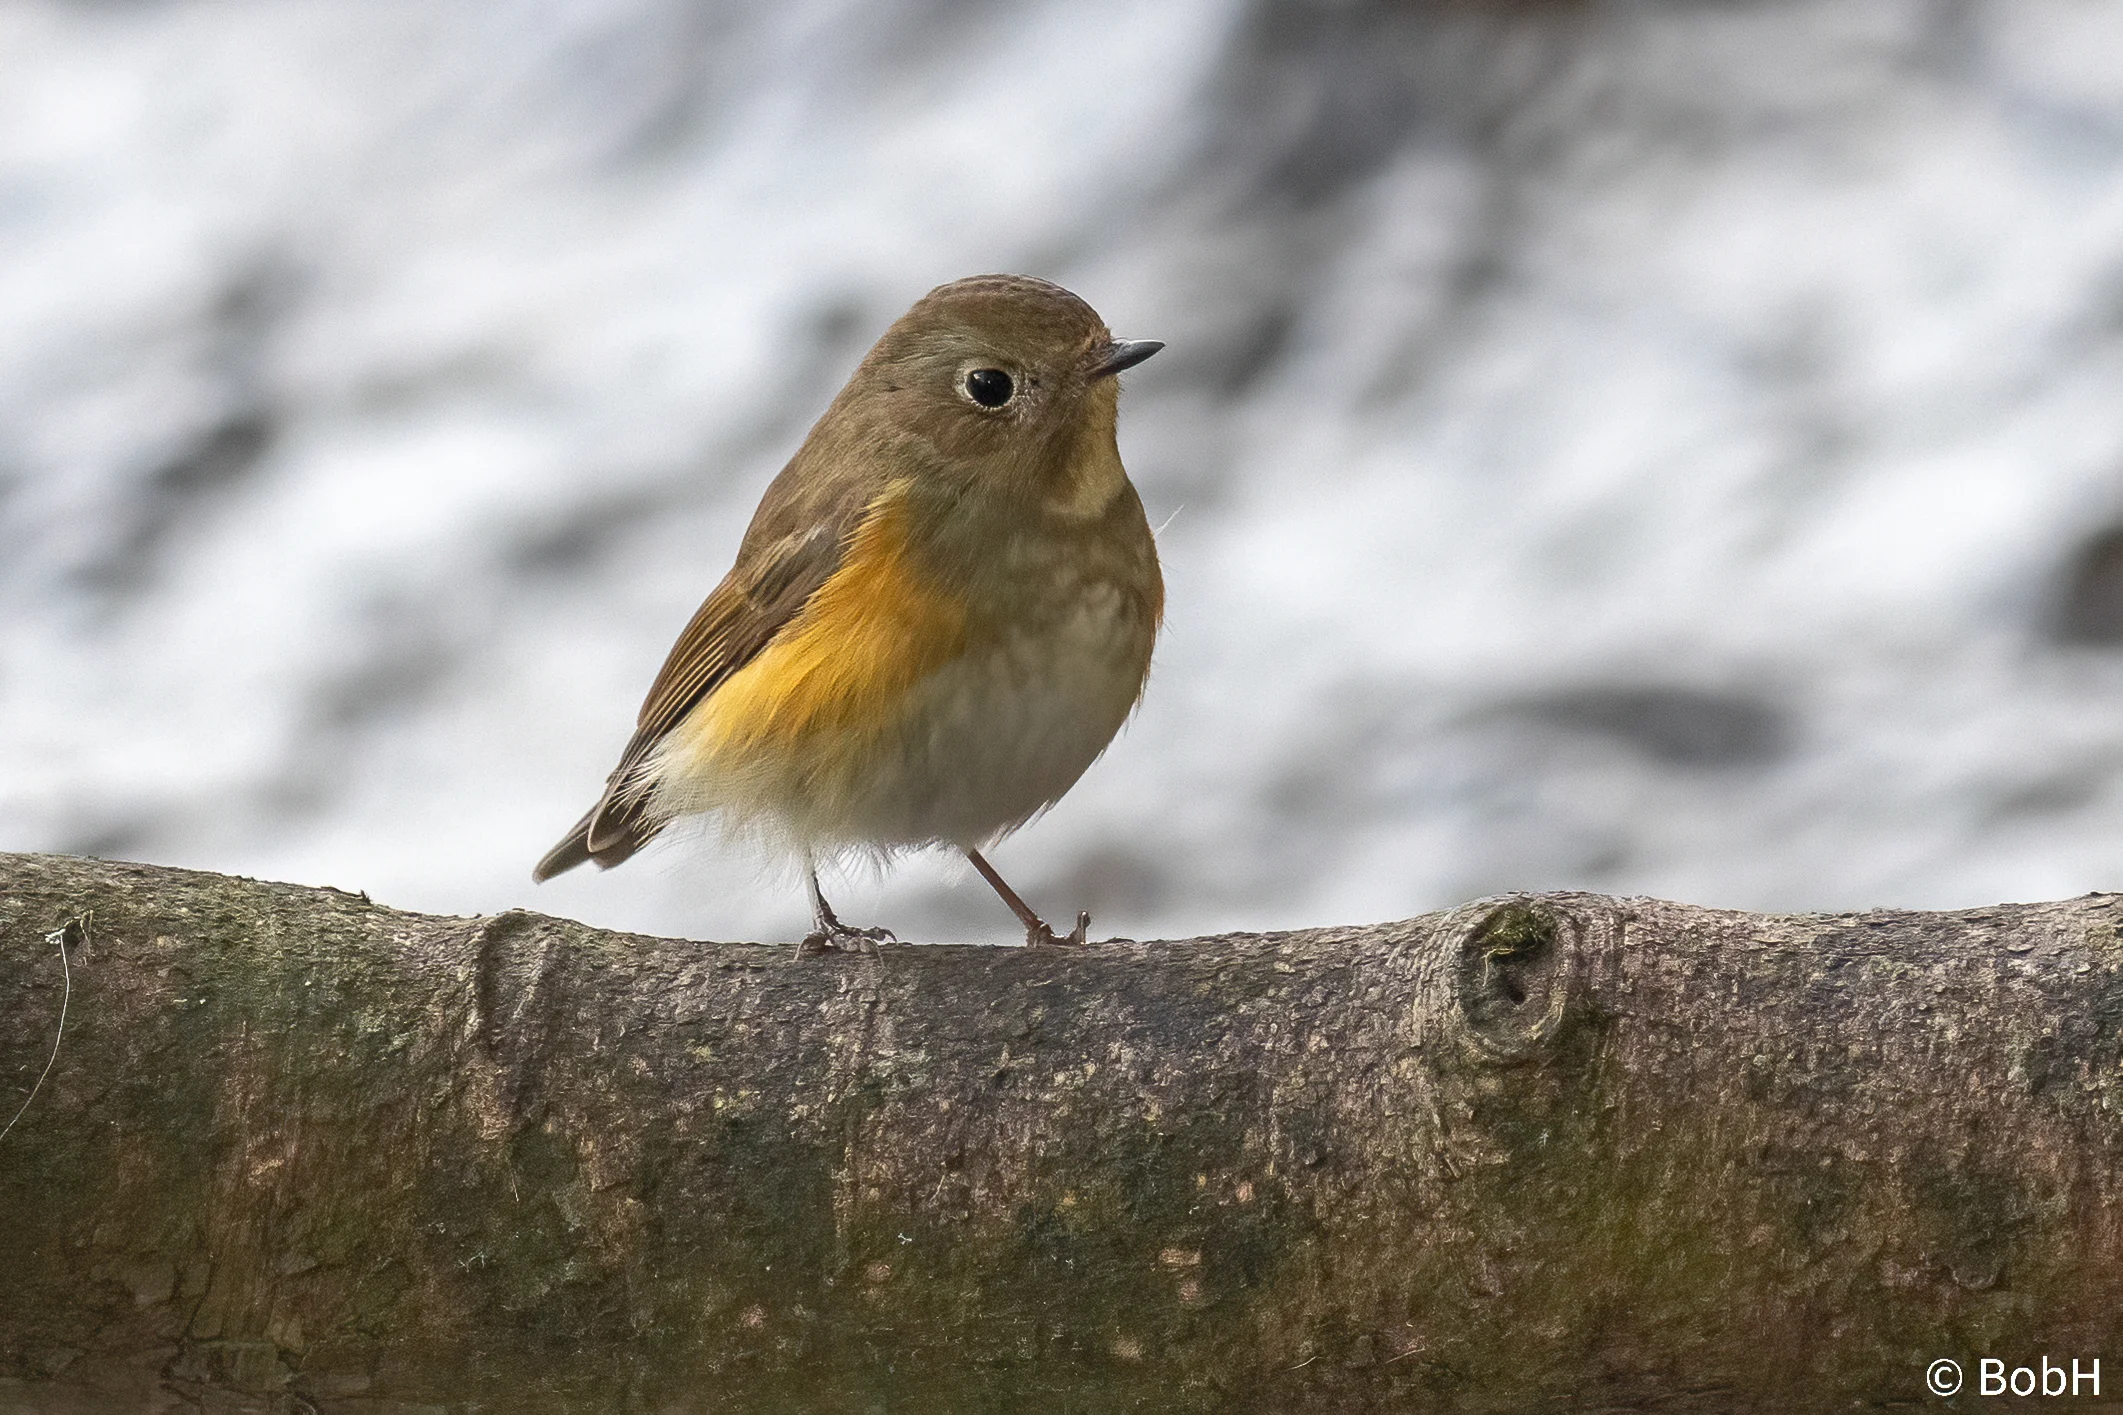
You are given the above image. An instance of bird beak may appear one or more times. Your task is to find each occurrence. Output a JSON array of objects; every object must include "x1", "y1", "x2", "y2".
[{"x1": 1090, "y1": 339, "x2": 1164, "y2": 380}]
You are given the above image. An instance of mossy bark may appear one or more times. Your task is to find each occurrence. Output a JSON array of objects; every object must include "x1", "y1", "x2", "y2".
[{"x1": 2, "y1": 853, "x2": 2122, "y2": 1412}]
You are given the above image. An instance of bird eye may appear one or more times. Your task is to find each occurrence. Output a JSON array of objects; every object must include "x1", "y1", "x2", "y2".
[{"x1": 964, "y1": 368, "x2": 1014, "y2": 408}]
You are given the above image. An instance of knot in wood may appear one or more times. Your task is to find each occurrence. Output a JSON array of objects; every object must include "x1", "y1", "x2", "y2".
[{"x1": 1437, "y1": 895, "x2": 1582, "y2": 1063}]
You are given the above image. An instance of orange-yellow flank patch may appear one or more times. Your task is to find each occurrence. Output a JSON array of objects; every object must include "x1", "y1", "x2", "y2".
[{"x1": 679, "y1": 485, "x2": 968, "y2": 759}]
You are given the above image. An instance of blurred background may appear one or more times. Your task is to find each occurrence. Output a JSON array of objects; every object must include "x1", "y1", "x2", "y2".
[{"x1": 8, "y1": 0, "x2": 2123, "y2": 944}]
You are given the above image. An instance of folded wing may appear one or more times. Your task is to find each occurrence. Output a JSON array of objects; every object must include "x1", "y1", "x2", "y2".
[{"x1": 533, "y1": 504, "x2": 867, "y2": 881}]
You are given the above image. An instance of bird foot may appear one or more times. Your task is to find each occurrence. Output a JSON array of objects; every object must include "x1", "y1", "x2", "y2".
[
  {"x1": 1025, "y1": 911, "x2": 1092, "y2": 948},
  {"x1": 799, "y1": 922, "x2": 898, "y2": 956}
]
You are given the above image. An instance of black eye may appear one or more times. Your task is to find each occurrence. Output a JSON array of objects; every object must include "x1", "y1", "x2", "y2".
[{"x1": 964, "y1": 368, "x2": 1014, "y2": 408}]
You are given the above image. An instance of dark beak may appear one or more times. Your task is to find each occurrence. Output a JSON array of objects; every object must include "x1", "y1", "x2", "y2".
[{"x1": 1090, "y1": 339, "x2": 1164, "y2": 380}]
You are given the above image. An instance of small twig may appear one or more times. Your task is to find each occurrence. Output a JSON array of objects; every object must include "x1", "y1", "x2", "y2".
[{"x1": 0, "y1": 914, "x2": 80, "y2": 1146}]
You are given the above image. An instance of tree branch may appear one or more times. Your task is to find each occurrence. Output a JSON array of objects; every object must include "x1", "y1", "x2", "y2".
[{"x1": 2, "y1": 852, "x2": 2119, "y2": 1412}]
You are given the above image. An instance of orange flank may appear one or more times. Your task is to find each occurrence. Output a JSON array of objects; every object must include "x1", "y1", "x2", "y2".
[{"x1": 678, "y1": 485, "x2": 968, "y2": 759}]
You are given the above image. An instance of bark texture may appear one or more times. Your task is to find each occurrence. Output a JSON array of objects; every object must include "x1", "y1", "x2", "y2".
[{"x1": 2, "y1": 852, "x2": 2122, "y2": 1413}]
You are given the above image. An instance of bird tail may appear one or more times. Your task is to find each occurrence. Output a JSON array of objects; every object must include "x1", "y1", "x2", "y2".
[
  {"x1": 532, "y1": 787, "x2": 663, "y2": 882},
  {"x1": 532, "y1": 808, "x2": 599, "y2": 881}
]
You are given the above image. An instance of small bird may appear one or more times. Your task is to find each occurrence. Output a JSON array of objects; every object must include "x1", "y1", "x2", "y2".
[{"x1": 534, "y1": 274, "x2": 1164, "y2": 950}]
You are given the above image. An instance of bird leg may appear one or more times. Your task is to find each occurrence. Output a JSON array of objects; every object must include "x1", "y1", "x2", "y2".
[
  {"x1": 800, "y1": 867, "x2": 897, "y2": 955},
  {"x1": 965, "y1": 848, "x2": 1089, "y2": 948}
]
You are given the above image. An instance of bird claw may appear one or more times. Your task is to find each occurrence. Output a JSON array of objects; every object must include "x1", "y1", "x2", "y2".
[
  {"x1": 798, "y1": 923, "x2": 898, "y2": 957},
  {"x1": 1025, "y1": 910, "x2": 1092, "y2": 948}
]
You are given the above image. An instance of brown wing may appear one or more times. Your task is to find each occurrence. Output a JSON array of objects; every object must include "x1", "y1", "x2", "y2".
[{"x1": 533, "y1": 467, "x2": 883, "y2": 882}]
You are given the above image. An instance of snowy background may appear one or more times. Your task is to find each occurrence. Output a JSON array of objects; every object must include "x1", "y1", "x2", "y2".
[{"x1": 9, "y1": 0, "x2": 2123, "y2": 944}]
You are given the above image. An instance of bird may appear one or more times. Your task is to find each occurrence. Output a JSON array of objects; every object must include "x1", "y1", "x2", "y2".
[{"x1": 533, "y1": 273, "x2": 1164, "y2": 951}]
